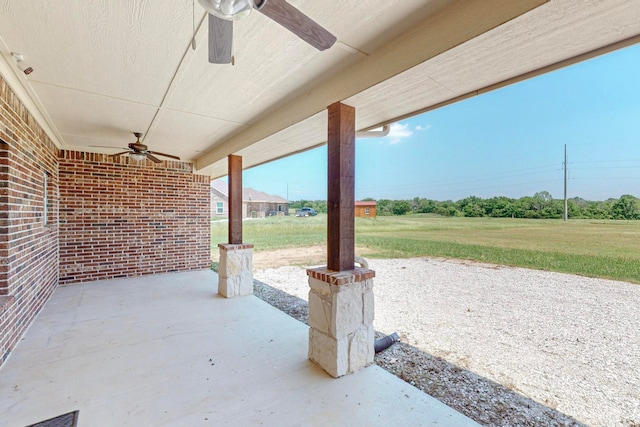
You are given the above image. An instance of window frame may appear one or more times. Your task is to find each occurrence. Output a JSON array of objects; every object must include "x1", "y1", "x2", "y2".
[{"x1": 43, "y1": 171, "x2": 48, "y2": 225}]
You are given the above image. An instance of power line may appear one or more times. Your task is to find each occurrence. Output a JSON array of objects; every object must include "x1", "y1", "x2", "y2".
[
  {"x1": 357, "y1": 178, "x2": 562, "y2": 200},
  {"x1": 571, "y1": 159, "x2": 640, "y2": 164},
  {"x1": 355, "y1": 166, "x2": 560, "y2": 194},
  {"x1": 350, "y1": 149, "x2": 639, "y2": 200},
  {"x1": 571, "y1": 166, "x2": 639, "y2": 170}
]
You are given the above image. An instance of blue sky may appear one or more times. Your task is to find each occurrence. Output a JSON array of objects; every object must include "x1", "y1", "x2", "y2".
[{"x1": 241, "y1": 43, "x2": 640, "y2": 202}]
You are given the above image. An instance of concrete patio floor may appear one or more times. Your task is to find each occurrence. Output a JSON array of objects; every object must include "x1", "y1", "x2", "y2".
[{"x1": 0, "y1": 270, "x2": 479, "y2": 426}]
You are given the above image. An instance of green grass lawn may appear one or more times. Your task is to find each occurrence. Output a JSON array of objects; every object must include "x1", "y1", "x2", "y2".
[{"x1": 211, "y1": 215, "x2": 640, "y2": 284}]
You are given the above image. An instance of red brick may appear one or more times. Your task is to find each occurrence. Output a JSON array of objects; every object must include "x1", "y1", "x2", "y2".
[{"x1": 0, "y1": 72, "x2": 211, "y2": 368}]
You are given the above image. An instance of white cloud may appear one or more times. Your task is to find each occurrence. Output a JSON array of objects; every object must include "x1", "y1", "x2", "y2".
[
  {"x1": 386, "y1": 122, "x2": 413, "y2": 144},
  {"x1": 415, "y1": 124, "x2": 432, "y2": 131}
]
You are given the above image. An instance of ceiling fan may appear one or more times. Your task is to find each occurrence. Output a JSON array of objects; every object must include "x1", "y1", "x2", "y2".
[
  {"x1": 108, "y1": 133, "x2": 181, "y2": 163},
  {"x1": 198, "y1": 0, "x2": 337, "y2": 64}
]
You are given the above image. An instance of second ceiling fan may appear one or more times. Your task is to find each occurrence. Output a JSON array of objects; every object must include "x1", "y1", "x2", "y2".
[
  {"x1": 109, "y1": 133, "x2": 180, "y2": 163},
  {"x1": 198, "y1": 0, "x2": 337, "y2": 64}
]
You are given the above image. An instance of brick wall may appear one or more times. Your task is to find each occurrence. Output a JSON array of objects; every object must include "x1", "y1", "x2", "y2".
[
  {"x1": 0, "y1": 74, "x2": 59, "y2": 366},
  {"x1": 1, "y1": 69, "x2": 211, "y2": 367},
  {"x1": 58, "y1": 151, "x2": 210, "y2": 284}
]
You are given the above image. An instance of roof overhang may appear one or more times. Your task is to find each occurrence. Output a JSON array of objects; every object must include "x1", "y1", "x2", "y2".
[{"x1": 1, "y1": 0, "x2": 638, "y2": 177}]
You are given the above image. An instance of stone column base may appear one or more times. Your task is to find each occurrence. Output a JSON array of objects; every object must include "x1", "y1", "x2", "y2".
[
  {"x1": 218, "y1": 243, "x2": 254, "y2": 298},
  {"x1": 307, "y1": 267, "x2": 375, "y2": 378}
]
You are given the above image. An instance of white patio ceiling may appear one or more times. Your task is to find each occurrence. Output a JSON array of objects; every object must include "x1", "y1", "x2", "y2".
[{"x1": 0, "y1": 0, "x2": 639, "y2": 178}]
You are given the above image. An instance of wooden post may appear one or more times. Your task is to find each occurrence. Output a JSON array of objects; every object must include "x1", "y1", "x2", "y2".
[
  {"x1": 228, "y1": 154, "x2": 242, "y2": 244},
  {"x1": 327, "y1": 102, "x2": 355, "y2": 271},
  {"x1": 219, "y1": 154, "x2": 254, "y2": 298},
  {"x1": 309, "y1": 102, "x2": 375, "y2": 376}
]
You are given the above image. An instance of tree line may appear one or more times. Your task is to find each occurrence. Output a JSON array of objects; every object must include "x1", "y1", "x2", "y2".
[{"x1": 290, "y1": 192, "x2": 640, "y2": 220}]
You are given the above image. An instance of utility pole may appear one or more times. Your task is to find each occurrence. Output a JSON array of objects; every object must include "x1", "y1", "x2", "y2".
[{"x1": 563, "y1": 144, "x2": 568, "y2": 222}]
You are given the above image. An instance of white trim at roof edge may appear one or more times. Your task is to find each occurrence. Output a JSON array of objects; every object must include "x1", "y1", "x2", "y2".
[{"x1": 0, "y1": 47, "x2": 63, "y2": 148}]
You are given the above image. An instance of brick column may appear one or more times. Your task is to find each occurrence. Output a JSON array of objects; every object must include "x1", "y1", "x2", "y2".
[
  {"x1": 307, "y1": 267, "x2": 375, "y2": 378},
  {"x1": 218, "y1": 243, "x2": 253, "y2": 298}
]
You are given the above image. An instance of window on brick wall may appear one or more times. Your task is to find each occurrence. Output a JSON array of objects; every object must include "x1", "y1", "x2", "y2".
[
  {"x1": 277, "y1": 204, "x2": 282, "y2": 212},
  {"x1": 43, "y1": 171, "x2": 48, "y2": 225},
  {"x1": 43, "y1": 171, "x2": 54, "y2": 226},
  {"x1": 216, "y1": 202, "x2": 224, "y2": 215},
  {"x1": 365, "y1": 207, "x2": 370, "y2": 215}
]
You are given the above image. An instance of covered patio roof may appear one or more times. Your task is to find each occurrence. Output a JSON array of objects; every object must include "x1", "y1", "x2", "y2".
[
  {"x1": 0, "y1": 270, "x2": 479, "y2": 426},
  {"x1": 1, "y1": 0, "x2": 639, "y2": 177}
]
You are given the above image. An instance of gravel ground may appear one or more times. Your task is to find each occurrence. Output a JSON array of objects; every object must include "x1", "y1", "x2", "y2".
[{"x1": 253, "y1": 258, "x2": 640, "y2": 427}]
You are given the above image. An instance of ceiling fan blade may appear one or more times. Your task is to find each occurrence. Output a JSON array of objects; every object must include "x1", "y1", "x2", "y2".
[
  {"x1": 148, "y1": 151, "x2": 181, "y2": 160},
  {"x1": 109, "y1": 151, "x2": 132, "y2": 157},
  {"x1": 146, "y1": 153, "x2": 162, "y2": 163},
  {"x1": 208, "y1": 13, "x2": 233, "y2": 64},
  {"x1": 257, "y1": 0, "x2": 336, "y2": 51},
  {"x1": 90, "y1": 145, "x2": 129, "y2": 149}
]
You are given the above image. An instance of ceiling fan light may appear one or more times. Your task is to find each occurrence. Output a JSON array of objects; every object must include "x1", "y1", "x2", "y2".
[
  {"x1": 130, "y1": 153, "x2": 146, "y2": 162},
  {"x1": 198, "y1": 0, "x2": 254, "y2": 21}
]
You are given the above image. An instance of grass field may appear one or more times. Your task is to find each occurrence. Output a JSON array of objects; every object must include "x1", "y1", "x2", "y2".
[{"x1": 211, "y1": 215, "x2": 640, "y2": 284}]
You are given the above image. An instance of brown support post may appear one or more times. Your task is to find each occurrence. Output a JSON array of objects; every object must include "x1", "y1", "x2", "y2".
[
  {"x1": 228, "y1": 154, "x2": 242, "y2": 244},
  {"x1": 219, "y1": 154, "x2": 253, "y2": 298},
  {"x1": 327, "y1": 102, "x2": 355, "y2": 272},
  {"x1": 308, "y1": 102, "x2": 374, "y2": 377}
]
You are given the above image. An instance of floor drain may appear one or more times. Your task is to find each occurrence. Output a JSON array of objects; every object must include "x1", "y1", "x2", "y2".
[{"x1": 25, "y1": 410, "x2": 79, "y2": 427}]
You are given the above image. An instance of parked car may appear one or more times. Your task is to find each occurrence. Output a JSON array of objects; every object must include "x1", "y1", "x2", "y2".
[{"x1": 296, "y1": 207, "x2": 318, "y2": 217}]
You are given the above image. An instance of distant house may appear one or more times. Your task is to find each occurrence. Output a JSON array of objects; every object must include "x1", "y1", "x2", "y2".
[
  {"x1": 355, "y1": 201, "x2": 377, "y2": 218},
  {"x1": 211, "y1": 179, "x2": 289, "y2": 218}
]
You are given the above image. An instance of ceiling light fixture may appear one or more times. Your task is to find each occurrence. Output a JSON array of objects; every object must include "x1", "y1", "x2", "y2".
[
  {"x1": 130, "y1": 153, "x2": 146, "y2": 162},
  {"x1": 197, "y1": 0, "x2": 254, "y2": 21},
  {"x1": 11, "y1": 52, "x2": 33, "y2": 75}
]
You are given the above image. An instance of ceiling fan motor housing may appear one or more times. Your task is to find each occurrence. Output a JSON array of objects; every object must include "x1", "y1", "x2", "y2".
[{"x1": 129, "y1": 142, "x2": 148, "y2": 152}]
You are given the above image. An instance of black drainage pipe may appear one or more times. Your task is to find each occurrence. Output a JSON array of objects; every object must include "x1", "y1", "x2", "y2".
[{"x1": 374, "y1": 332, "x2": 400, "y2": 353}]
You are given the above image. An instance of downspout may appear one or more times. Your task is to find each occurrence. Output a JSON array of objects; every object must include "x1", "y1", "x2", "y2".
[
  {"x1": 354, "y1": 255, "x2": 400, "y2": 353},
  {"x1": 355, "y1": 124, "x2": 390, "y2": 139},
  {"x1": 375, "y1": 332, "x2": 400, "y2": 353}
]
